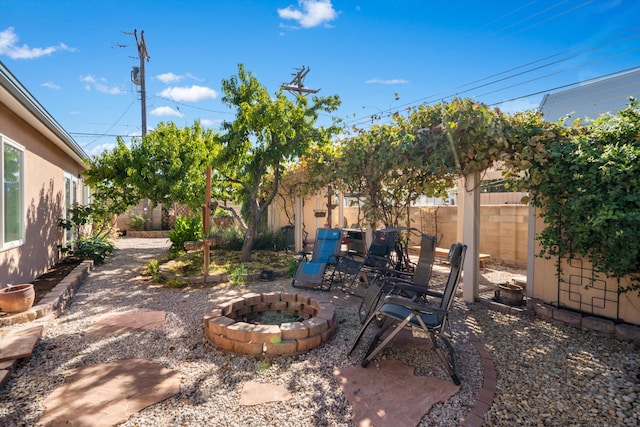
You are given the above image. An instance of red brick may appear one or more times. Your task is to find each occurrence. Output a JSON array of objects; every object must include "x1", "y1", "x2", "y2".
[
  {"x1": 281, "y1": 322, "x2": 309, "y2": 340},
  {"x1": 209, "y1": 316, "x2": 235, "y2": 335},
  {"x1": 252, "y1": 302, "x2": 269, "y2": 313},
  {"x1": 296, "y1": 294, "x2": 312, "y2": 305},
  {"x1": 281, "y1": 293, "x2": 298, "y2": 302},
  {"x1": 316, "y1": 306, "x2": 336, "y2": 328},
  {"x1": 233, "y1": 341, "x2": 264, "y2": 355},
  {"x1": 308, "y1": 299, "x2": 321, "y2": 309},
  {"x1": 234, "y1": 305, "x2": 252, "y2": 317},
  {"x1": 251, "y1": 324, "x2": 282, "y2": 344},
  {"x1": 224, "y1": 322, "x2": 254, "y2": 341},
  {"x1": 217, "y1": 303, "x2": 233, "y2": 316},
  {"x1": 243, "y1": 293, "x2": 262, "y2": 306},
  {"x1": 303, "y1": 317, "x2": 328, "y2": 336},
  {"x1": 286, "y1": 301, "x2": 302, "y2": 314},
  {"x1": 321, "y1": 325, "x2": 336, "y2": 343},
  {"x1": 206, "y1": 308, "x2": 223, "y2": 318},
  {"x1": 208, "y1": 333, "x2": 235, "y2": 352},
  {"x1": 301, "y1": 304, "x2": 317, "y2": 316},
  {"x1": 265, "y1": 339, "x2": 298, "y2": 355},
  {"x1": 271, "y1": 301, "x2": 288, "y2": 311},
  {"x1": 229, "y1": 297, "x2": 246, "y2": 313},
  {"x1": 297, "y1": 334, "x2": 322, "y2": 352},
  {"x1": 261, "y1": 292, "x2": 281, "y2": 303}
]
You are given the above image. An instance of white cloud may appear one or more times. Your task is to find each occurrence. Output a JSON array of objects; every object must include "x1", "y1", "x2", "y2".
[
  {"x1": 42, "y1": 81, "x2": 60, "y2": 90},
  {"x1": 157, "y1": 72, "x2": 183, "y2": 83},
  {"x1": 158, "y1": 85, "x2": 217, "y2": 102},
  {"x1": 157, "y1": 72, "x2": 204, "y2": 84},
  {"x1": 366, "y1": 78, "x2": 409, "y2": 85},
  {"x1": 150, "y1": 106, "x2": 184, "y2": 118},
  {"x1": 0, "y1": 27, "x2": 75, "y2": 59},
  {"x1": 278, "y1": 0, "x2": 338, "y2": 28},
  {"x1": 200, "y1": 119, "x2": 215, "y2": 126},
  {"x1": 80, "y1": 74, "x2": 125, "y2": 95}
]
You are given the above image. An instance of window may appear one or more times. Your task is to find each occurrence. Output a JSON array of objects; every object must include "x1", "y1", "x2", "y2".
[
  {"x1": 1, "y1": 135, "x2": 24, "y2": 248},
  {"x1": 64, "y1": 172, "x2": 78, "y2": 243}
]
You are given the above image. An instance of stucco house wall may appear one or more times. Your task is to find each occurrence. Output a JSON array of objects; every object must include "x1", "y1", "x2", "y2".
[{"x1": 0, "y1": 62, "x2": 88, "y2": 286}]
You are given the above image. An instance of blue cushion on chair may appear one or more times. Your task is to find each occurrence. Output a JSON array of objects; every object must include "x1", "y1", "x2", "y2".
[{"x1": 379, "y1": 303, "x2": 443, "y2": 328}]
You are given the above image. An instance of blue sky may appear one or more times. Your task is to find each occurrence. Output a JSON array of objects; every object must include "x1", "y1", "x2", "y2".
[{"x1": 2, "y1": 0, "x2": 639, "y2": 156}]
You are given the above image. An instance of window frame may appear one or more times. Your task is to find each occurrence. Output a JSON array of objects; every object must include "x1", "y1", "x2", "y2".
[{"x1": 1, "y1": 134, "x2": 25, "y2": 250}]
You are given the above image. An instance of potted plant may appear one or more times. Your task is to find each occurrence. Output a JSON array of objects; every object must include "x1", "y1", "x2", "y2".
[
  {"x1": 0, "y1": 284, "x2": 35, "y2": 313},
  {"x1": 212, "y1": 207, "x2": 234, "y2": 227}
]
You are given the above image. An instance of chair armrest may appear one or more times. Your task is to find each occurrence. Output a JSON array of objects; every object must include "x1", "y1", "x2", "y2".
[{"x1": 382, "y1": 295, "x2": 448, "y2": 316}]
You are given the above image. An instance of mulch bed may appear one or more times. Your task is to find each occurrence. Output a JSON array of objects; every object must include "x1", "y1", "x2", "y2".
[{"x1": 31, "y1": 257, "x2": 83, "y2": 304}]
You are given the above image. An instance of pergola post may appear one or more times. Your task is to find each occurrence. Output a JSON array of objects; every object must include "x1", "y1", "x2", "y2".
[
  {"x1": 458, "y1": 172, "x2": 480, "y2": 303},
  {"x1": 294, "y1": 196, "x2": 303, "y2": 252}
]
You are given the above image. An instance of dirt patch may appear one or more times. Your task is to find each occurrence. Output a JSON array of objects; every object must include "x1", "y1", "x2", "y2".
[{"x1": 31, "y1": 258, "x2": 83, "y2": 304}]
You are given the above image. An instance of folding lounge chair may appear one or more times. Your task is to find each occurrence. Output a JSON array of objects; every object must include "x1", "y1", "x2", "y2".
[
  {"x1": 348, "y1": 243, "x2": 467, "y2": 385},
  {"x1": 357, "y1": 233, "x2": 436, "y2": 323},
  {"x1": 291, "y1": 228, "x2": 343, "y2": 291},
  {"x1": 338, "y1": 227, "x2": 405, "y2": 291}
]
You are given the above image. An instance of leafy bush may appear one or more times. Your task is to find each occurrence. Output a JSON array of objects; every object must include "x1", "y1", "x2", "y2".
[
  {"x1": 287, "y1": 258, "x2": 300, "y2": 278},
  {"x1": 168, "y1": 216, "x2": 203, "y2": 252},
  {"x1": 210, "y1": 225, "x2": 244, "y2": 250},
  {"x1": 73, "y1": 236, "x2": 114, "y2": 264},
  {"x1": 144, "y1": 259, "x2": 162, "y2": 281},
  {"x1": 254, "y1": 229, "x2": 288, "y2": 251},
  {"x1": 129, "y1": 213, "x2": 148, "y2": 231},
  {"x1": 228, "y1": 263, "x2": 247, "y2": 286},
  {"x1": 214, "y1": 207, "x2": 234, "y2": 218}
]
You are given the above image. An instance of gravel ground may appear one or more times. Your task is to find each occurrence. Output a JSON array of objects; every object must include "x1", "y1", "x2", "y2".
[{"x1": 1, "y1": 237, "x2": 638, "y2": 426}]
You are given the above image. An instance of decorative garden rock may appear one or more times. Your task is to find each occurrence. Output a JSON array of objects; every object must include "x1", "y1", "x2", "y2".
[{"x1": 0, "y1": 284, "x2": 35, "y2": 313}]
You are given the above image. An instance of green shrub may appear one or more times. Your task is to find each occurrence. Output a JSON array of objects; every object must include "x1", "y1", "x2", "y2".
[
  {"x1": 129, "y1": 213, "x2": 148, "y2": 231},
  {"x1": 228, "y1": 263, "x2": 247, "y2": 286},
  {"x1": 144, "y1": 259, "x2": 162, "y2": 281},
  {"x1": 254, "y1": 229, "x2": 288, "y2": 251},
  {"x1": 73, "y1": 236, "x2": 114, "y2": 264},
  {"x1": 287, "y1": 258, "x2": 300, "y2": 278},
  {"x1": 168, "y1": 215, "x2": 203, "y2": 252},
  {"x1": 212, "y1": 225, "x2": 244, "y2": 251},
  {"x1": 214, "y1": 207, "x2": 234, "y2": 218}
]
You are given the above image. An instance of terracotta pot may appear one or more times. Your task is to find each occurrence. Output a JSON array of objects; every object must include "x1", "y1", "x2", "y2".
[{"x1": 0, "y1": 284, "x2": 35, "y2": 313}]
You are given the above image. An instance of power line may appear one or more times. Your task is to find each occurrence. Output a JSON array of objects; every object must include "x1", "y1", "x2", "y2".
[
  {"x1": 345, "y1": 26, "x2": 640, "y2": 128},
  {"x1": 82, "y1": 100, "x2": 137, "y2": 147}
]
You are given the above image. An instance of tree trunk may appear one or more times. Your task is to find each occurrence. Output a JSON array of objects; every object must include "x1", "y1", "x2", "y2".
[{"x1": 241, "y1": 197, "x2": 260, "y2": 262}]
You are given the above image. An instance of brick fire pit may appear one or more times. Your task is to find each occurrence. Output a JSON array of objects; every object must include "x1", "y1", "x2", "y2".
[{"x1": 203, "y1": 292, "x2": 336, "y2": 356}]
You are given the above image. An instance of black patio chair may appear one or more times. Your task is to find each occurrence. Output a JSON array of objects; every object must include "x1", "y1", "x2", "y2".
[
  {"x1": 357, "y1": 232, "x2": 437, "y2": 323},
  {"x1": 348, "y1": 243, "x2": 467, "y2": 385},
  {"x1": 337, "y1": 227, "x2": 407, "y2": 292}
]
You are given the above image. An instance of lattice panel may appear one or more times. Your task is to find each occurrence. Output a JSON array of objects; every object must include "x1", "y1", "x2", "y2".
[{"x1": 557, "y1": 256, "x2": 620, "y2": 320}]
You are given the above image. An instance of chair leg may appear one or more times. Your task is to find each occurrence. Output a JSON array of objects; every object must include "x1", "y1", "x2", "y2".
[
  {"x1": 430, "y1": 331, "x2": 460, "y2": 385},
  {"x1": 347, "y1": 310, "x2": 379, "y2": 356},
  {"x1": 358, "y1": 280, "x2": 383, "y2": 323},
  {"x1": 360, "y1": 314, "x2": 414, "y2": 367}
]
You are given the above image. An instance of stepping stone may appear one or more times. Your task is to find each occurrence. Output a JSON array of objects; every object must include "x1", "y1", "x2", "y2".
[
  {"x1": 0, "y1": 325, "x2": 43, "y2": 362},
  {"x1": 239, "y1": 381, "x2": 292, "y2": 405},
  {"x1": 334, "y1": 359, "x2": 459, "y2": 427},
  {"x1": 39, "y1": 358, "x2": 180, "y2": 427},
  {"x1": 86, "y1": 311, "x2": 166, "y2": 337}
]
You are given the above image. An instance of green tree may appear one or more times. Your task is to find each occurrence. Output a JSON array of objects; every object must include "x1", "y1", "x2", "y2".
[
  {"x1": 128, "y1": 121, "x2": 220, "y2": 210},
  {"x1": 83, "y1": 138, "x2": 140, "y2": 216},
  {"x1": 218, "y1": 64, "x2": 341, "y2": 261}
]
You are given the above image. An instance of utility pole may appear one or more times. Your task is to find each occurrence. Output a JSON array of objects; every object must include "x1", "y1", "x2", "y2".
[{"x1": 132, "y1": 29, "x2": 150, "y2": 136}]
